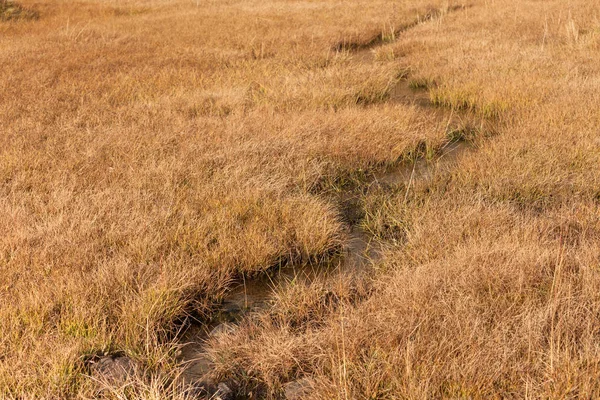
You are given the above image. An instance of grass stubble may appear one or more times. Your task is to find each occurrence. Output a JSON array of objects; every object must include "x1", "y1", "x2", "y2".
[{"x1": 1, "y1": 0, "x2": 600, "y2": 398}]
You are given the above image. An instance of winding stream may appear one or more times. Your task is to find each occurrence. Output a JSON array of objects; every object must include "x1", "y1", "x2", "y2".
[
  {"x1": 177, "y1": 136, "x2": 472, "y2": 397},
  {"x1": 176, "y1": 9, "x2": 478, "y2": 396}
]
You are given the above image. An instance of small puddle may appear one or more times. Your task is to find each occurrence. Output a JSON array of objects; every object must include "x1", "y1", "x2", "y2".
[{"x1": 388, "y1": 79, "x2": 433, "y2": 108}]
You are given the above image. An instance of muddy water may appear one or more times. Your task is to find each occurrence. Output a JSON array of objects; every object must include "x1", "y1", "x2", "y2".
[
  {"x1": 177, "y1": 140, "x2": 471, "y2": 393},
  {"x1": 388, "y1": 79, "x2": 433, "y2": 108},
  {"x1": 372, "y1": 140, "x2": 470, "y2": 186}
]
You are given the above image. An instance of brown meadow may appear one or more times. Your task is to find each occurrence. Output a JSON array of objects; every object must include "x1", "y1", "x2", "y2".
[{"x1": 1, "y1": 0, "x2": 600, "y2": 398}]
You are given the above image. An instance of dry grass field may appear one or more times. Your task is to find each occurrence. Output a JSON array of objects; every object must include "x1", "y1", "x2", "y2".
[{"x1": 2, "y1": 0, "x2": 600, "y2": 398}]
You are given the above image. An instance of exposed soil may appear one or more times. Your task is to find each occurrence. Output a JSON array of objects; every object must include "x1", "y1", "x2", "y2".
[{"x1": 388, "y1": 79, "x2": 433, "y2": 108}]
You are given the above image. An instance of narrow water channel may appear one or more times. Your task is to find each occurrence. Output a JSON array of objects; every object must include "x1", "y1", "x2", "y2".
[
  {"x1": 171, "y1": 7, "x2": 488, "y2": 396},
  {"x1": 177, "y1": 137, "x2": 472, "y2": 397}
]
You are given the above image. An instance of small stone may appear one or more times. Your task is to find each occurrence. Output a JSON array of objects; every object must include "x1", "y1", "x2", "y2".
[
  {"x1": 187, "y1": 380, "x2": 213, "y2": 399},
  {"x1": 214, "y1": 382, "x2": 234, "y2": 400},
  {"x1": 283, "y1": 377, "x2": 313, "y2": 399},
  {"x1": 209, "y1": 323, "x2": 235, "y2": 338},
  {"x1": 90, "y1": 355, "x2": 136, "y2": 385}
]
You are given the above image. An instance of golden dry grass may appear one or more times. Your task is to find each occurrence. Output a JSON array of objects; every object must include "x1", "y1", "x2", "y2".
[{"x1": 2, "y1": 0, "x2": 600, "y2": 398}]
